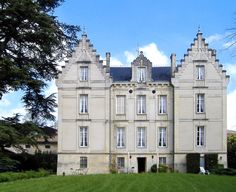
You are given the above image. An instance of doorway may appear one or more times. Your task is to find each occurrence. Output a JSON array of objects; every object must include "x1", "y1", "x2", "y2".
[{"x1": 137, "y1": 157, "x2": 146, "y2": 173}]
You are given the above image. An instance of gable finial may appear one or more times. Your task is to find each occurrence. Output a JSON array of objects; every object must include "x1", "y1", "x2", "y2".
[
  {"x1": 198, "y1": 25, "x2": 201, "y2": 33},
  {"x1": 82, "y1": 26, "x2": 87, "y2": 35}
]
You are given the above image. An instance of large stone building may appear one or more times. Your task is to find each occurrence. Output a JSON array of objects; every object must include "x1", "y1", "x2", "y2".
[{"x1": 56, "y1": 31, "x2": 229, "y2": 175}]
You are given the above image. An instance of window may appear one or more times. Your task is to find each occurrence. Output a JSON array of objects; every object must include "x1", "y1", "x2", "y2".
[
  {"x1": 196, "y1": 94, "x2": 205, "y2": 113},
  {"x1": 159, "y1": 95, "x2": 167, "y2": 114},
  {"x1": 25, "y1": 144, "x2": 30, "y2": 148},
  {"x1": 197, "y1": 66, "x2": 205, "y2": 80},
  {"x1": 137, "y1": 127, "x2": 146, "y2": 148},
  {"x1": 159, "y1": 157, "x2": 166, "y2": 165},
  {"x1": 45, "y1": 144, "x2": 51, "y2": 149},
  {"x1": 137, "y1": 67, "x2": 146, "y2": 82},
  {"x1": 197, "y1": 126, "x2": 205, "y2": 146},
  {"x1": 159, "y1": 127, "x2": 167, "y2": 147},
  {"x1": 117, "y1": 157, "x2": 125, "y2": 169},
  {"x1": 117, "y1": 127, "x2": 125, "y2": 148},
  {"x1": 137, "y1": 95, "x2": 146, "y2": 114},
  {"x1": 80, "y1": 127, "x2": 88, "y2": 147},
  {"x1": 80, "y1": 95, "x2": 88, "y2": 113},
  {"x1": 80, "y1": 66, "x2": 88, "y2": 81},
  {"x1": 116, "y1": 96, "x2": 125, "y2": 114},
  {"x1": 80, "y1": 157, "x2": 88, "y2": 168}
]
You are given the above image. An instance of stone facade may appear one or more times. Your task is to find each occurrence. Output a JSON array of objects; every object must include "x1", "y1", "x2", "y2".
[{"x1": 56, "y1": 31, "x2": 229, "y2": 175}]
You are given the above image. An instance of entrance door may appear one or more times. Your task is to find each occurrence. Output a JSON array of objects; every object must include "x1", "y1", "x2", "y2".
[{"x1": 137, "y1": 157, "x2": 146, "y2": 173}]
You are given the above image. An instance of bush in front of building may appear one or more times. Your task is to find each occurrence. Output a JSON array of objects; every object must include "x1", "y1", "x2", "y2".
[
  {"x1": 158, "y1": 164, "x2": 169, "y2": 173},
  {"x1": 186, "y1": 153, "x2": 200, "y2": 173},
  {"x1": 205, "y1": 153, "x2": 218, "y2": 171},
  {"x1": 211, "y1": 168, "x2": 236, "y2": 176},
  {"x1": 150, "y1": 164, "x2": 157, "y2": 173},
  {"x1": 0, "y1": 169, "x2": 50, "y2": 183}
]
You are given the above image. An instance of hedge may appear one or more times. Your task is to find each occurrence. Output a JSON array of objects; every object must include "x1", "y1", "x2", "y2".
[{"x1": 0, "y1": 169, "x2": 50, "y2": 183}]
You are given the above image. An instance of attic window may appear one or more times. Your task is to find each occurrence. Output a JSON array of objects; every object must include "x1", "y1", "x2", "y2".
[{"x1": 137, "y1": 67, "x2": 146, "y2": 82}]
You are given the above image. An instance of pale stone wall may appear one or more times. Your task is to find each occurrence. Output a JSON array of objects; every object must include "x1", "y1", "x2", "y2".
[{"x1": 57, "y1": 32, "x2": 229, "y2": 175}]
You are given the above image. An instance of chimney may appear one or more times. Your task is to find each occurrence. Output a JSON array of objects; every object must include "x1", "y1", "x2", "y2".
[
  {"x1": 106, "y1": 52, "x2": 111, "y2": 73},
  {"x1": 170, "y1": 53, "x2": 176, "y2": 77}
]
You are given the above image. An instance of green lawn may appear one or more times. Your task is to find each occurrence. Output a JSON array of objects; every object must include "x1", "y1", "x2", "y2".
[{"x1": 0, "y1": 173, "x2": 236, "y2": 192}]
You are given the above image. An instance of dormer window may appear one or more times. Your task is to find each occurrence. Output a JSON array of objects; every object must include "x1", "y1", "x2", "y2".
[{"x1": 137, "y1": 67, "x2": 146, "y2": 82}]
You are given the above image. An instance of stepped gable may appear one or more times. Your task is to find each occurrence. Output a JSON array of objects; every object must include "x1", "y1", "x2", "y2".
[{"x1": 175, "y1": 31, "x2": 230, "y2": 80}]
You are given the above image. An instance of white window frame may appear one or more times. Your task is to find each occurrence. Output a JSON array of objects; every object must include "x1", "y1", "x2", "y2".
[
  {"x1": 80, "y1": 127, "x2": 88, "y2": 147},
  {"x1": 116, "y1": 95, "x2": 125, "y2": 115},
  {"x1": 137, "y1": 127, "x2": 146, "y2": 148},
  {"x1": 197, "y1": 65, "x2": 205, "y2": 80},
  {"x1": 197, "y1": 126, "x2": 205, "y2": 147},
  {"x1": 137, "y1": 95, "x2": 146, "y2": 114},
  {"x1": 159, "y1": 95, "x2": 167, "y2": 114},
  {"x1": 80, "y1": 157, "x2": 88, "y2": 168},
  {"x1": 80, "y1": 66, "x2": 88, "y2": 81},
  {"x1": 196, "y1": 94, "x2": 205, "y2": 113},
  {"x1": 117, "y1": 127, "x2": 125, "y2": 148},
  {"x1": 117, "y1": 157, "x2": 125, "y2": 169},
  {"x1": 158, "y1": 127, "x2": 167, "y2": 147},
  {"x1": 159, "y1": 157, "x2": 167, "y2": 165},
  {"x1": 137, "y1": 67, "x2": 146, "y2": 82},
  {"x1": 80, "y1": 95, "x2": 88, "y2": 113}
]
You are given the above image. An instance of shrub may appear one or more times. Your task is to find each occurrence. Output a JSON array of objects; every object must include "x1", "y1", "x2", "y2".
[
  {"x1": 158, "y1": 164, "x2": 168, "y2": 173},
  {"x1": 186, "y1": 153, "x2": 200, "y2": 173},
  {"x1": 0, "y1": 170, "x2": 50, "y2": 183},
  {"x1": 150, "y1": 164, "x2": 157, "y2": 173},
  {"x1": 211, "y1": 168, "x2": 236, "y2": 176},
  {"x1": 205, "y1": 154, "x2": 218, "y2": 171}
]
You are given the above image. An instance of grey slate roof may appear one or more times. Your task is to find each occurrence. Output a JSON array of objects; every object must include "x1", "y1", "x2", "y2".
[{"x1": 110, "y1": 67, "x2": 171, "y2": 82}]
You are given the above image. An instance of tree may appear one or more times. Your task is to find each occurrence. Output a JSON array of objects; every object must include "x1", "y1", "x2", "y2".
[
  {"x1": 227, "y1": 134, "x2": 236, "y2": 169},
  {"x1": 0, "y1": 0, "x2": 80, "y2": 122}
]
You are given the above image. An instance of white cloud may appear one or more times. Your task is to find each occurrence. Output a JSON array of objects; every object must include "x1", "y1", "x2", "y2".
[
  {"x1": 205, "y1": 33, "x2": 224, "y2": 44},
  {"x1": 228, "y1": 89, "x2": 236, "y2": 131},
  {"x1": 123, "y1": 43, "x2": 169, "y2": 66},
  {"x1": 124, "y1": 51, "x2": 136, "y2": 64},
  {"x1": 225, "y1": 64, "x2": 236, "y2": 76},
  {"x1": 110, "y1": 57, "x2": 124, "y2": 67},
  {"x1": 0, "y1": 98, "x2": 11, "y2": 107},
  {"x1": 0, "y1": 106, "x2": 26, "y2": 119},
  {"x1": 223, "y1": 41, "x2": 236, "y2": 48},
  {"x1": 139, "y1": 43, "x2": 169, "y2": 66}
]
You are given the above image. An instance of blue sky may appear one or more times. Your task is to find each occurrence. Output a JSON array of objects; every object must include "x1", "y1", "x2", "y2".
[{"x1": 0, "y1": 0, "x2": 236, "y2": 130}]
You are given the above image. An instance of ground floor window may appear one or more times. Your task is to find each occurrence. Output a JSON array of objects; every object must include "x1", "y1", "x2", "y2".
[
  {"x1": 117, "y1": 157, "x2": 125, "y2": 169},
  {"x1": 80, "y1": 157, "x2": 88, "y2": 168},
  {"x1": 159, "y1": 157, "x2": 167, "y2": 165}
]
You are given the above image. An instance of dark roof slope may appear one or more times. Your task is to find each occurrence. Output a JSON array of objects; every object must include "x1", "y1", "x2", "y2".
[{"x1": 110, "y1": 67, "x2": 171, "y2": 82}]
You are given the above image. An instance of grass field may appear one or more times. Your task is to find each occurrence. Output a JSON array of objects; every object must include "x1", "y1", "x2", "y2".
[{"x1": 0, "y1": 173, "x2": 236, "y2": 192}]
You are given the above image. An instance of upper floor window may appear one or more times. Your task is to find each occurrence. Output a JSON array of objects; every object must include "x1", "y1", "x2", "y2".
[
  {"x1": 197, "y1": 126, "x2": 205, "y2": 147},
  {"x1": 137, "y1": 127, "x2": 146, "y2": 148},
  {"x1": 80, "y1": 66, "x2": 88, "y2": 81},
  {"x1": 196, "y1": 66, "x2": 205, "y2": 80},
  {"x1": 80, "y1": 95, "x2": 88, "y2": 113},
  {"x1": 137, "y1": 67, "x2": 146, "y2": 82},
  {"x1": 159, "y1": 95, "x2": 167, "y2": 114},
  {"x1": 116, "y1": 95, "x2": 125, "y2": 114},
  {"x1": 158, "y1": 127, "x2": 167, "y2": 147},
  {"x1": 117, "y1": 127, "x2": 125, "y2": 148},
  {"x1": 196, "y1": 94, "x2": 205, "y2": 113},
  {"x1": 80, "y1": 157, "x2": 88, "y2": 168},
  {"x1": 137, "y1": 95, "x2": 146, "y2": 114},
  {"x1": 80, "y1": 127, "x2": 88, "y2": 147}
]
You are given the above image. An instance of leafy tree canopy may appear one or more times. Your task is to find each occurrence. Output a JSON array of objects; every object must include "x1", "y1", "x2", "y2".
[
  {"x1": 227, "y1": 134, "x2": 236, "y2": 169},
  {"x1": 0, "y1": 0, "x2": 80, "y2": 122}
]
